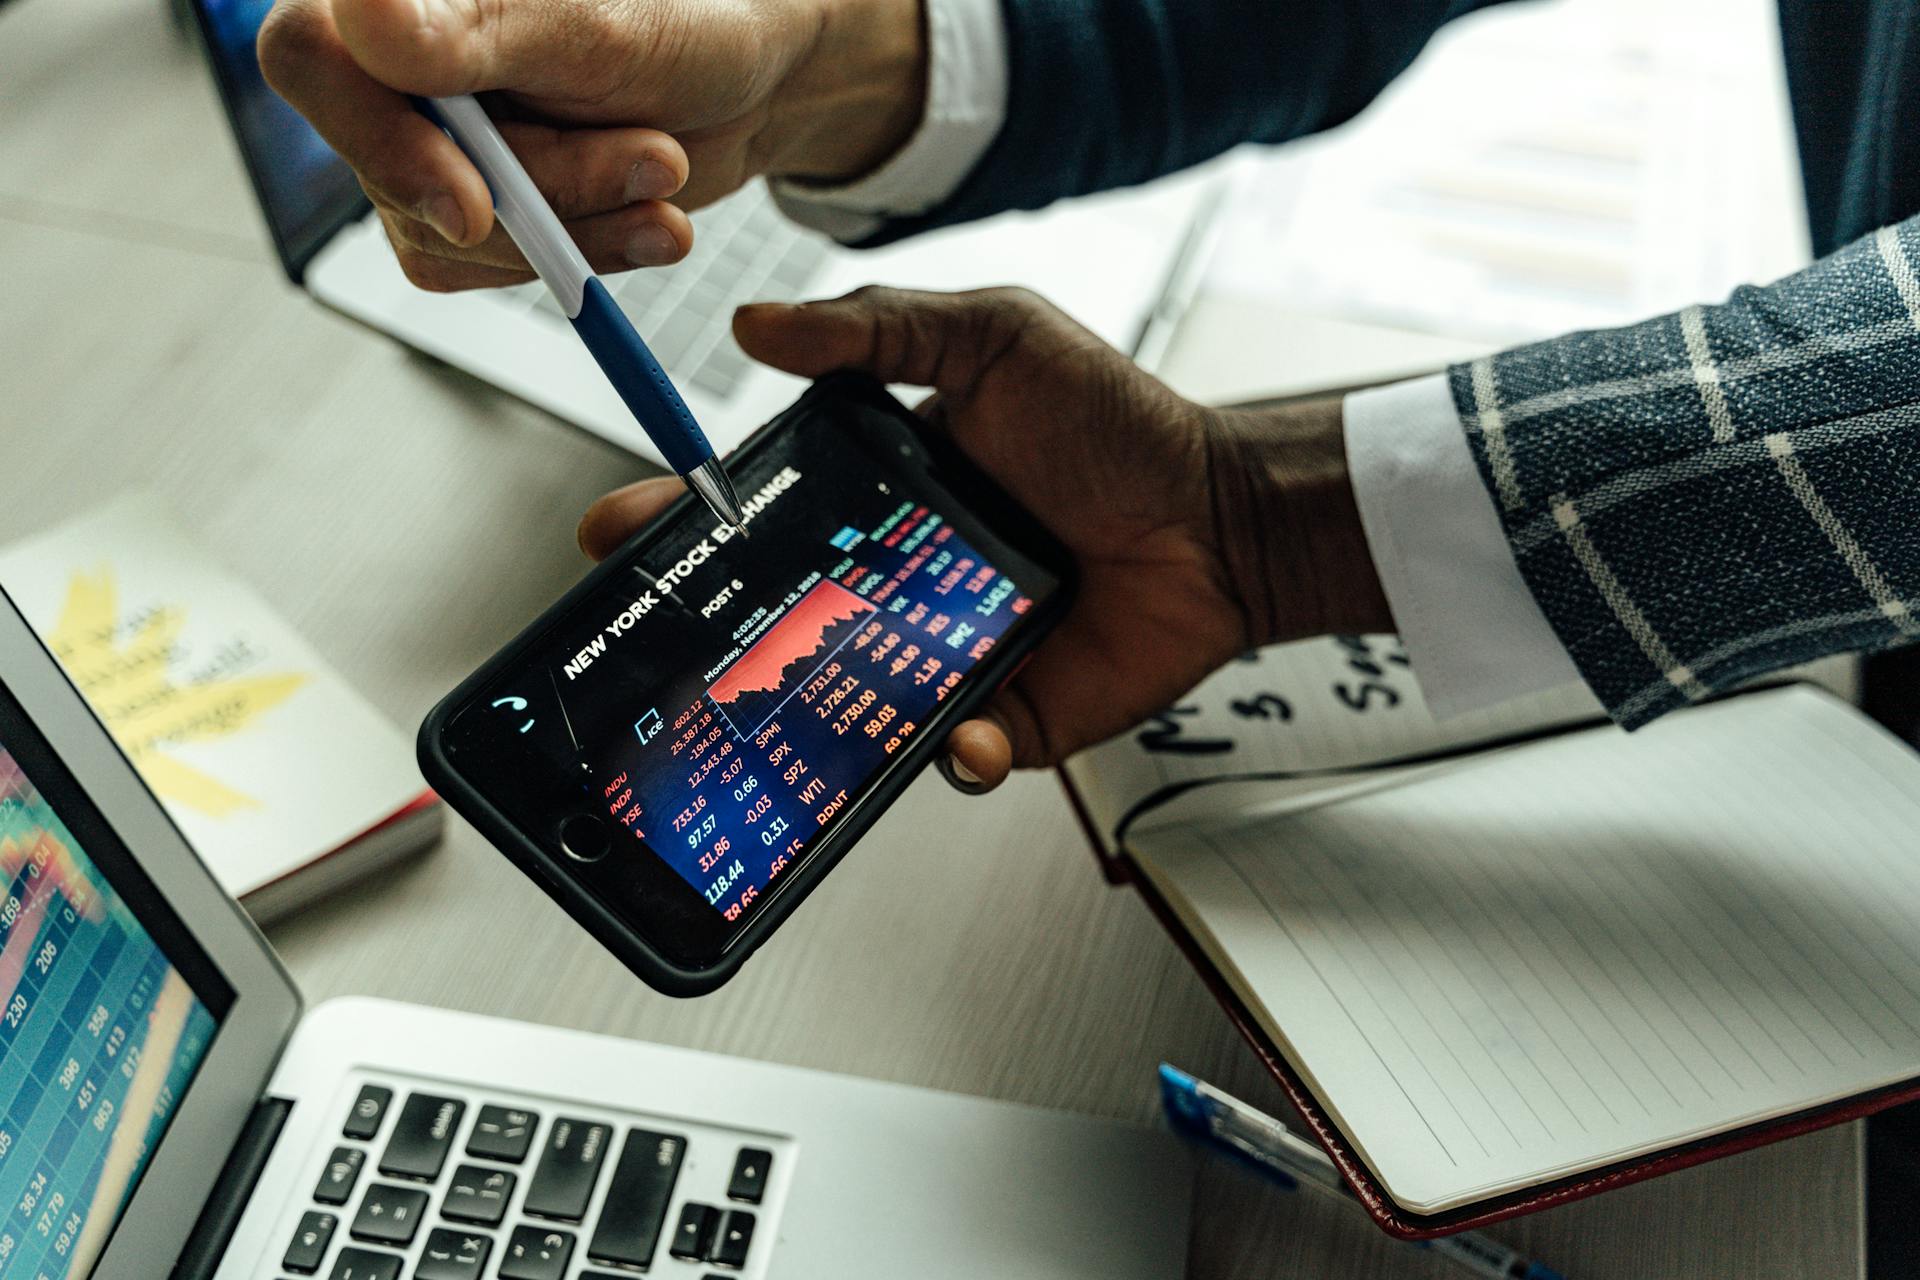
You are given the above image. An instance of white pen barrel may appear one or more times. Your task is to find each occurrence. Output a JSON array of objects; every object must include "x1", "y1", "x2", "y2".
[{"x1": 430, "y1": 95, "x2": 593, "y2": 318}]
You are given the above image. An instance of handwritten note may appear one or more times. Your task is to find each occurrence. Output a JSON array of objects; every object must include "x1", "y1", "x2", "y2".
[{"x1": 1062, "y1": 635, "x2": 1607, "y2": 852}]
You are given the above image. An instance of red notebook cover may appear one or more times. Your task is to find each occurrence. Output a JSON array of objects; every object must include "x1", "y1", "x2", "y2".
[{"x1": 1057, "y1": 770, "x2": 1920, "y2": 1239}]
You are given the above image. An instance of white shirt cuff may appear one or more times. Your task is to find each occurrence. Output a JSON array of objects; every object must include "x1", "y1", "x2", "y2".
[
  {"x1": 1343, "y1": 374, "x2": 1590, "y2": 717},
  {"x1": 770, "y1": 0, "x2": 1009, "y2": 242}
]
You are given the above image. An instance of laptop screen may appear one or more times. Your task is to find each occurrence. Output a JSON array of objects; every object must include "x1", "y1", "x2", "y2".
[
  {"x1": 196, "y1": 0, "x2": 367, "y2": 279},
  {"x1": 0, "y1": 681, "x2": 232, "y2": 1279}
]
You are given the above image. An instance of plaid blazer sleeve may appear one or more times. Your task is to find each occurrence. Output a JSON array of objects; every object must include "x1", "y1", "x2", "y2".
[{"x1": 1449, "y1": 216, "x2": 1920, "y2": 729}]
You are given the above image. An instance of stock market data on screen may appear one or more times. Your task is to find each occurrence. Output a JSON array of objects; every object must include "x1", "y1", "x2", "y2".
[
  {"x1": 646, "y1": 508, "x2": 1026, "y2": 919},
  {"x1": 0, "y1": 745, "x2": 220, "y2": 1280},
  {"x1": 467, "y1": 416, "x2": 1047, "y2": 926}
]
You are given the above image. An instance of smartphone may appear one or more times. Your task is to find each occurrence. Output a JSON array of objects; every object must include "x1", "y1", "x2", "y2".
[{"x1": 419, "y1": 374, "x2": 1078, "y2": 996}]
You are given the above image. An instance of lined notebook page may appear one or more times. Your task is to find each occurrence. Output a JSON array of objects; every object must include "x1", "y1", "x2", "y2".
[{"x1": 1130, "y1": 686, "x2": 1920, "y2": 1213}]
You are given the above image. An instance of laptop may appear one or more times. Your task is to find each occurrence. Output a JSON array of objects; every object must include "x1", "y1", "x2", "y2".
[
  {"x1": 0, "y1": 589, "x2": 1188, "y2": 1280},
  {"x1": 186, "y1": 0, "x2": 1221, "y2": 465}
]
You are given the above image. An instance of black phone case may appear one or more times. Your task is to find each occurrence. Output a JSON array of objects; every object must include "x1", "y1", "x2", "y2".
[{"x1": 418, "y1": 373, "x2": 1078, "y2": 996}]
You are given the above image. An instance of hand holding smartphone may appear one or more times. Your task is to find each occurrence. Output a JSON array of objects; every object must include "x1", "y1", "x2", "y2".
[{"x1": 420, "y1": 375, "x2": 1077, "y2": 995}]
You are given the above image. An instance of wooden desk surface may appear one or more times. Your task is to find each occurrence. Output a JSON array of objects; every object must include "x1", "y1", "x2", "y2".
[{"x1": 0, "y1": 0, "x2": 1864, "y2": 1275}]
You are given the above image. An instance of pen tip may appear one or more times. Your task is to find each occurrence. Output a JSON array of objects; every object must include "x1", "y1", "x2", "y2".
[{"x1": 685, "y1": 458, "x2": 749, "y2": 537}]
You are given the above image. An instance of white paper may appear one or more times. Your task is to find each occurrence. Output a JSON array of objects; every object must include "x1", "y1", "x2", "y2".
[
  {"x1": 1133, "y1": 687, "x2": 1920, "y2": 1212},
  {"x1": 1201, "y1": 0, "x2": 1811, "y2": 346},
  {"x1": 0, "y1": 495, "x2": 427, "y2": 898},
  {"x1": 1061, "y1": 635, "x2": 1609, "y2": 851}
]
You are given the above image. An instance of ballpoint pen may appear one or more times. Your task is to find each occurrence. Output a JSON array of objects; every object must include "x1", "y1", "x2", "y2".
[
  {"x1": 418, "y1": 94, "x2": 747, "y2": 534},
  {"x1": 1159, "y1": 1065, "x2": 1567, "y2": 1280}
]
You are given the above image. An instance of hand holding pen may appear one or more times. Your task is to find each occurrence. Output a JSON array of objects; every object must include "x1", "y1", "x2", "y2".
[{"x1": 418, "y1": 96, "x2": 749, "y2": 534}]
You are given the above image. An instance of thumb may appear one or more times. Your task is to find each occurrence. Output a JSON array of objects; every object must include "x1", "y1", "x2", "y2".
[
  {"x1": 577, "y1": 476, "x2": 687, "y2": 560},
  {"x1": 734, "y1": 287, "x2": 1049, "y2": 401},
  {"x1": 332, "y1": 0, "x2": 601, "y2": 96}
]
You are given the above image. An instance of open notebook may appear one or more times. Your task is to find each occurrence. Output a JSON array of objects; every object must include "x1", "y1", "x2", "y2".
[{"x1": 1060, "y1": 637, "x2": 1904, "y2": 1234}]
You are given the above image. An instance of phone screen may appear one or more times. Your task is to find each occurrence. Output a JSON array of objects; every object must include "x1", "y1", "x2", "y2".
[{"x1": 438, "y1": 386, "x2": 1067, "y2": 964}]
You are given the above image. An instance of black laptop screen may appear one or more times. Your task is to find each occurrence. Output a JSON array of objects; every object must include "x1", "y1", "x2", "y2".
[
  {"x1": 196, "y1": 0, "x2": 367, "y2": 278},
  {"x1": 0, "y1": 681, "x2": 231, "y2": 1279}
]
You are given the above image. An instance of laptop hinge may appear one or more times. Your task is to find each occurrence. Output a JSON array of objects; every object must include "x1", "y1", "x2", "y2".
[{"x1": 170, "y1": 1095, "x2": 294, "y2": 1280}]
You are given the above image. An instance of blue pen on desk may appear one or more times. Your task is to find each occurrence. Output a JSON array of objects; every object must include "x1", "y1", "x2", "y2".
[
  {"x1": 418, "y1": 95, "x2": 747, "y2": 534},
  {"x1": 1159, "y1": 1065, "x2": 1566, "y2": 1280}
]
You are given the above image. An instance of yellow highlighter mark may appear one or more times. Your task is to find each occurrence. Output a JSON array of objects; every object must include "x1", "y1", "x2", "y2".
[{"x1": 46, "y1": 566, "x2": 307, "y2": 816}]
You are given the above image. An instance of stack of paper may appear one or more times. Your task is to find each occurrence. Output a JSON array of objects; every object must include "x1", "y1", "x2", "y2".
[{"x1": 1202, "y1": 0, "x2": 1810, "y2": 345}]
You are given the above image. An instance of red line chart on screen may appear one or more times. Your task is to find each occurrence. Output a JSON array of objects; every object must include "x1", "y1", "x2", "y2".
[{"x1": 708, "y1": 582, "x2": 878, "y2": 736}]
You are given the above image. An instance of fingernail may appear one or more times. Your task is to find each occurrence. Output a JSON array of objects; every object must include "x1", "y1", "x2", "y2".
[
  {"x1": 422, "y1": 194, "x2": 465, "y2": 244},
  {"x1": 937, "y1": 754, "x2": 988, "y2": 795},
  {"x1": 625, "y1": 157, "x2": 679, "y2": 203},
  {"x1": 625, "y1": 224, "x2": 680, "y2": 267}
]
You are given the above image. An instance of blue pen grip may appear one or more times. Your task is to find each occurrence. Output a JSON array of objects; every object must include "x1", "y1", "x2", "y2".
[{"x1": 570, "y1": 278, "x2": 714, "y2": 474}]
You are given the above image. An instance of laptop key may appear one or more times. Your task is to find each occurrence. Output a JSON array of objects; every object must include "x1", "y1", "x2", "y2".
[
  {"x1": 350, "y1": 1183, "x2": 429, "y2": 1246},
  {"x1": 378, "y1": 1093, "x2": 465, "y2": 1181},
  {"x1": 466, "y1": 1104, "x2": 538, "y2": 1163},
  {"x1": 611, "y1": 269, "x2": 669, "y2": 307},
  {"x1": 443, "y1": 1162, "x2": 516, "y2": 1226},
  {"x1": 415, "y1": 1227, "x2": 492, "y2": 1280},
  {"x1": 690, "y1": 346, "x2": 749, "y2": 398},
  {"x1": 772, "y1": 242, "x2": 827, "y2": 290},
  {"x1": 343, "y1": 1084, "x2": 392, "y2": 1139},
  {"x1": 710, "y1": 1210, "x2": 755, "y2": 1269},
  {"x1": 585, "y1": 1128, "x2": 685, "y2": 1268},
  {"x1": 668, "y1": 1203, "x2": 719, "y2": 1261},
  {"x1": 313, "y1": 1146, "x2": 366, "y2": 1206},
  {"x1": 327, "y1": 1248, "x2": 402, "y2": 1280},
  {"x1": 282, "y1": 1209, "x2": 337, "y2": 1274},
  {"x1": 727, "y1": 1147, "x2": 772, "y2": 1204},
  {"x1": 522, "y1": 1117, "x2": 611, "y2": 1221},
  {"x1": 499, "y1": 1225, "x2": 576, "y2": 1280},
  {"x1": 650, "y1": 308, "x2": 707, "y2": 372}
]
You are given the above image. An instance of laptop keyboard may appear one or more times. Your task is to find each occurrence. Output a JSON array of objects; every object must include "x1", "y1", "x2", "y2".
[
  {"x1": 504, "y1": 183, "x2": 831, "y2": 402},
  {"x1": 273, "y1": 1075, "x2": 788, "y2": 1280}
]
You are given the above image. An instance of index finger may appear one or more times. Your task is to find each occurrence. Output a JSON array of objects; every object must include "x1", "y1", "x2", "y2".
[{"x1": 259, "y1": 0, "x2": 494, "y2": 245}]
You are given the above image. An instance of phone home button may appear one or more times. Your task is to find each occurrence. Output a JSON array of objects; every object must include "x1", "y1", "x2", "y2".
[{"x1": 558, "y1": 814, "x2": 611, "y2": 863}]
